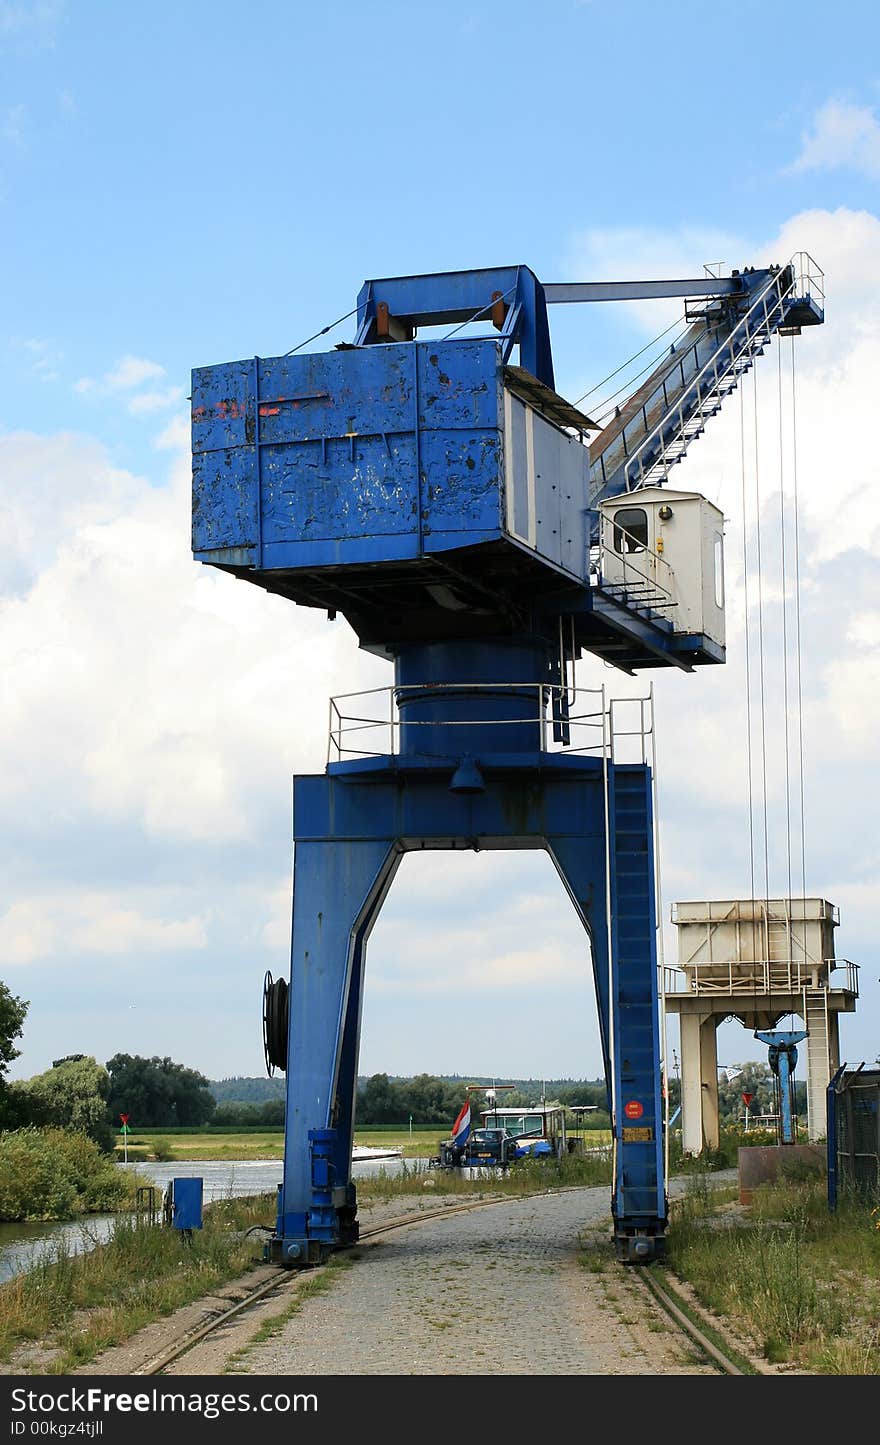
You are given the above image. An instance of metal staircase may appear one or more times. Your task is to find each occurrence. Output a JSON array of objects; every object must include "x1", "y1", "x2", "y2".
[
  {"x1": 589, "y1": 254, "x2": 824, "y2": 507},
  {"x1": 804, "y1": 986, "x2": 831, "y2": 1141},
  {"x1": 608, "y1": 764, "x2": 665, "y2": 1237}
]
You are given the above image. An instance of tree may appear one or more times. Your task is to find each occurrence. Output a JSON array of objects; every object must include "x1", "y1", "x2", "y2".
[
  {"x1": 717, "y1": 1061, "x2": 775, "y2": 1123},
  {"x1": 17, "y1": 1056, "x2": 114, "y2": 1151},
  {"x1": 105, "y1": 1054, "x2": 216, "y2": 1127},
  {"x1": 0, "y1": 981, "x2": 28, "y2": 1128}
]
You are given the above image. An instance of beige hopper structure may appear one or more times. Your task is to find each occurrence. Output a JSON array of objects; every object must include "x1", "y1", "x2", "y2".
[{"x1": 664, "y1": 899, "x2": 859, "y2": 1154}]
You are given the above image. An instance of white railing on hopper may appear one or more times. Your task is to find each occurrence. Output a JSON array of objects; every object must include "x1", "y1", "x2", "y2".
[{"x1": 662, "y1": 957, "x2": 859, "y2": 998}]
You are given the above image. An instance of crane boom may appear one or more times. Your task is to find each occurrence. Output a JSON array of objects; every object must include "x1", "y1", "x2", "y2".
[{"x1": 588, "y1": 255, "x2": 824, "y2": 513}]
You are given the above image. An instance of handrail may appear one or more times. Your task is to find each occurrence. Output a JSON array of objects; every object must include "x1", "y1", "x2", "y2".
[
  {"x1": 663, "y1": 957, "x2": 859, "y2": 998},
  {"x1": 327, "y1": 682, "x2": 654, "y2": 766},
  {"x1": 590, "y1": 518, "x2": 677, "y2": 614}
]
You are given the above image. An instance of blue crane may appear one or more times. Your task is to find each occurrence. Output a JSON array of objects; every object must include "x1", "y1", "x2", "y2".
[{"x1": 191, "y1": 254, "x2": 823, "y2": 1265}]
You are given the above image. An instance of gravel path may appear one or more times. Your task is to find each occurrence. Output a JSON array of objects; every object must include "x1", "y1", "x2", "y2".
[{"x1": 230, "y1": 1186, "x2": 717, "y2": 1377}]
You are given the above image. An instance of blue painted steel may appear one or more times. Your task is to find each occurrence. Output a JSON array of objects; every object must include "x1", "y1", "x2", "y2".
[
  {"x1": 607, "y1": 766, "x2": 666, "y2": 1242},
  {"x1": 355, "y1": 265, "x2": 554, "y2": 386},
  {"x1": 270, "y1": 720, "x2": 667, "y2": 1265},
  {"x1": 171, "y1": 1177, "x2": 203, "y2": 1231},
  {"x1": 195, "y1": 261, "x2": 829, "y2": 1268},
  {"x1": 192, "y1": 261, "x2": 821, "y2": 673},
  {"x1": 192, "y1": 339, "x2": 504, "y2": 568},
  {"x1": 395, "y1": 639, "x2": 548, "y2": 757},
  {"x1": 755, "y1": 1030, "x2": 808, "y2": 1144},
  {"x1": 308, "y1": 1129, "x2": 338, "y2": 1243},
  {"x1": 826, "y1": 1064, "x2": 846, "y2": 1211}
]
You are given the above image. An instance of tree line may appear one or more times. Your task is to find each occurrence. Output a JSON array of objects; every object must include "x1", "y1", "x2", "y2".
[{"x1": 0, "y1": 978, "x2": 814, "y2": 1145}]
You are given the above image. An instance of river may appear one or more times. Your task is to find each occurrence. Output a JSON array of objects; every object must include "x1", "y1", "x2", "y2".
[{"x1": 0, "y1": 1155, "x2": 425, "y2": 1283}]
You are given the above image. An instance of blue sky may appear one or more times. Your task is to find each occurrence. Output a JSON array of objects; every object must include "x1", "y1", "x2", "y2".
[{"x1": 1, "y1": 0, "x2": 879, "y2": 1089}]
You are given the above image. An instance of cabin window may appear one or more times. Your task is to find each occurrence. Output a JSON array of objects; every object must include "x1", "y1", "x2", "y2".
[
  {"x1": 612, "y1": 507, "x2": 648, "y2": 553},
  {"x1": 714, "y1": 532, "x2": 724, "y2": 608}
]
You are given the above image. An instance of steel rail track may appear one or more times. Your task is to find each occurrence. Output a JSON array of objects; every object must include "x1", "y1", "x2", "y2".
[{"x1": 137, "y1": 1190, "x2": 747, "y2": 1378}]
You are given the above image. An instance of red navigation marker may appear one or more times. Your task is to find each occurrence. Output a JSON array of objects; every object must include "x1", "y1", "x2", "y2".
[
  {"x1": 624, "y1": 1100, "x2": 644, "y2": 1120},
  {"x1": 120, "y1": 1113, "x2": 129, "y2": 1124},
  {"x1": 741, "y1": 1093, "x2": 753, "y2": 1108}
]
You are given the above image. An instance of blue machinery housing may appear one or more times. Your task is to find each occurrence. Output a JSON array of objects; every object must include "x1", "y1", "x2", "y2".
[{"x1": 191, "y1": 260, "x2": 823, "y2": 1264}]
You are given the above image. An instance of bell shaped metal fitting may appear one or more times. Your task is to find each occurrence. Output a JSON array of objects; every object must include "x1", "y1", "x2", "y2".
[{"x1": 448, "y1": 755, "x2": 485, "y2": 794}]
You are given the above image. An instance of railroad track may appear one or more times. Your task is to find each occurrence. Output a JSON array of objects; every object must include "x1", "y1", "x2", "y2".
[{"x1": 135, "y1": 1191, "x2": 751, "y2": 1377}]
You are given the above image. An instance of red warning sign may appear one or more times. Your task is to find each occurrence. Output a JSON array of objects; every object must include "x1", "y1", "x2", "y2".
[
  {"x1": 624, "y1": 1100, "x2": 644, "y2": 1120},
  {"x1": 742, "y1": 1093, "x2": 753, "y2": 1108}
]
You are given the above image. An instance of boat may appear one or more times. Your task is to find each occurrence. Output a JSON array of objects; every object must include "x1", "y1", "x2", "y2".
[
  {"x1": 352, "y1": 1144, "x2": 402, "y2": 1161},
  {"x1": 480, "y1": 1103, "x2": 568, "y2": 1158},
  {"x1": 431, "y1": 1096, "x2": 574, "y2": 1174}
]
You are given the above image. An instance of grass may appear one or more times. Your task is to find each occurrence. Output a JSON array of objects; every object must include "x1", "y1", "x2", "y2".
[
  {"x1": 0, "y1": 1191, "x2": 277, "y2": 1374},
  {"x1": 117, "y1": 1132, "x2": 285, "y2": 1162},
  {"x1": 223, "y1": 1256, "x2": 353, "y2": 1373},
  {"x1": 664, "y1": 1173, "x2": 880, "y2": 1374},
  {"x1": 355, "y1": 1149, "x2": 613, "y2": 1204},
  {"x1": 118, "y1": 1127, "x2": 613, "y2": 1162}
]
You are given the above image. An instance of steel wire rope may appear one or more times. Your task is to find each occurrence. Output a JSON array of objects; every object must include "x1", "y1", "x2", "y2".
[
  {"x1": 587, "y1": 322, "x2": 694, "y2": 425},
  {"x1": 739, "y1": 380, "x2": 759, "y2": 1026},
  {"x1": 282, "y1": 305, "x2": 361, "y2": 357},
  {"x1": 752, "y1": 364, "x2": 771, "y2": 910},
  {"x1": 789, "y1": 338, "x2": 808, "y2": 911},
  {"x1": 751, "y1": 360, "x2": 776, "y2": 1104},
  {"x1": 443, "y1": 291, "x2": 693, "y2": 433},
  {"x1": 439, "y1": 283, "x2": 519, "y2": 341},
  {"x1": 777, "y1": 343, "x2": 796, "y2": 1023},
  {"x1": 571, "y1": 315, "x2": 684, "y2": 408}
]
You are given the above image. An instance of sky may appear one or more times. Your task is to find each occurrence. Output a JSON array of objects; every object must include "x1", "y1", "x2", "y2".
[{"x1": 1, "y1": 0, "x2": 878, "y2": 1091}]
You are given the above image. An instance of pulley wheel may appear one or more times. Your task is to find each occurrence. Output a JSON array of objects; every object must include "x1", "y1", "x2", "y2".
[{"x1": 262, "y1": 970, "x2": 289, "y2": 1075}]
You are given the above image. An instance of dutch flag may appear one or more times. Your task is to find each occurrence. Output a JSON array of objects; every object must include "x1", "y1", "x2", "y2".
[{"x1": 451, "y1": 1099, "x2": 471, "y2": 1148}]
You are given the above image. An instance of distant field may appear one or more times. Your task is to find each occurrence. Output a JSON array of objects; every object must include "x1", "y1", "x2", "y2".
[{"x1": 116, "y1": 1125, "x2": 611, "y2": 1162}]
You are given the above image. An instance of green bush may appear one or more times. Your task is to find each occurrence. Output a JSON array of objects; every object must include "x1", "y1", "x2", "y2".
[{"x1": 0, "y1": 1128, "x2": 134, "y2": 1221}]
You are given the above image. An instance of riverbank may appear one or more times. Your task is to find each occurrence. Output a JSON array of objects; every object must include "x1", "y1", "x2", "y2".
[
  {"x1": 115, "y1": 1126, "x2": 614, "y2": 1162},
  {"x1": 0, "y1": 1154, "x2": 611, "y2": 1374},
  {"x1": 0, "y1": 1128, "x2": 139, "y2": 1223},
  {"x1": 5, "y1": 1161, "x2": 874, "y2": 1376}
]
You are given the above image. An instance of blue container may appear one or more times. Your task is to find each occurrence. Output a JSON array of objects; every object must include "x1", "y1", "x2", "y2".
[
  {"x1": 171, "y1": 1177, "x2": 203, "y2": 1231},
  {"x1": 191, "y1": 339, "x2": 590, "y2": 591}
]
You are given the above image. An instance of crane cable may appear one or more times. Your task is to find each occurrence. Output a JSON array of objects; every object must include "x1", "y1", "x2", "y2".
[
  {"x1": 739, "y1": 380, "x2": 758, "y2": 1020},
  {"x1": 742, "y1": 338, "x2": 810, "y2": 1112},
  {"x1": 752, "y1": 365, "x2": 772, "y2": 914},
  {"x1": 778, "y1": 344, "x2": 796, "y2": 1001},
  {"x1": 572, "y1": 314, "x2": 684, "y2": 409},
  {"x1": 790, "y1": 337, "x2": 808, "y2": 910}
]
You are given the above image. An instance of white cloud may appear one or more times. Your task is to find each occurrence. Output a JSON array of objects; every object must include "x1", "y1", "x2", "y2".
[
  {"x1": 74, "y1": 355, "x2": 169, "y2": 407},
  {"x1": 13, "y1": 336, "x2": 62, "y2": 382},
  {"x1": 0, "y1": 2, "x2": 62, "y2": 49},
  {"x1": 791, "y1": 100, "x2": 880, "y2": 180},
  {"x1": 3, "y1": 204, "x2": 879, "y2": 1078},
  {"x1": 0, "y1": 893, "x2": 208, "y2": 965},
  {"x1": 561, "y1": 206, "x2": 880, "y2": 1073},
  {"x1": 126, "y1": 385, "x2": 185, "y2": 415},
  {"x1": 104, "y1": 355, "x2": 165, "y2": 391},
  {"x1": 2, "y1": 102, "x2": 26, "y2": 146},
  {"x1": 154, "y1": 414, "x2": 189, "y2": 450},
  {"x1": 0, "y1": 429, "x2": 385, "y2": 848}
]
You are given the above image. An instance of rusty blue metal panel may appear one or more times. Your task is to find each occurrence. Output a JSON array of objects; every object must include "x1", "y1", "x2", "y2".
[
  {"x1": 192, "y1": 338, "x2": 504, "y2": 569},
  {"x1": 191, "y1": 359, "x2": 258, "y2": 556}
]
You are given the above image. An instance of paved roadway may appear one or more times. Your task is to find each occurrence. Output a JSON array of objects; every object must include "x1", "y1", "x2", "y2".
[{"x1": 231, "y1": 1185, "x2": 719, "y2": 1377}]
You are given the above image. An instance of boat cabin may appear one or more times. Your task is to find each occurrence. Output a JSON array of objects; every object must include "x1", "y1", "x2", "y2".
[{"x1": 480, "y1": 1104, "x2": 567, "y2": 1157}]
